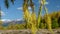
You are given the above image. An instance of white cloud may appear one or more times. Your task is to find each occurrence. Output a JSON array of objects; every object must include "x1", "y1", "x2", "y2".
[
  {"x1": 17, "y1": 7, "x2": 31, "y2": 10},
  {"x1": 45, "y1": 2, "x2": 49, "y2": 5},
  {"x1": 17, "y1": 7, "x2": 22, "y2": 10},
  {"x1": 0, "y1": 11, "x2": 5, "y2": 16},
  {"x1": 28, "y1": 7, "x2": 31, "y2": 10}
]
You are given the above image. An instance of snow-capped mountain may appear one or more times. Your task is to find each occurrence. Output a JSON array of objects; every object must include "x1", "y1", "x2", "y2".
[
  {"x1": 1, "y1": 19, "x2": 12, "y2": 23},
  {"x1": 1, "y1": 19, "x2": 24, "y2": 26},
  {"x1": 1, "y1": 19, "x2": 24, "y2": 23}
]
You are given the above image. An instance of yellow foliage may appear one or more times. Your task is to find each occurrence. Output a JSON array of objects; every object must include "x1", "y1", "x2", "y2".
[
  {"x1": 31, "y1": 12, "x2": 37, "y2": 34},
  {"x1": 37, "y1": 5, "x2": 43, "y2": 29}
]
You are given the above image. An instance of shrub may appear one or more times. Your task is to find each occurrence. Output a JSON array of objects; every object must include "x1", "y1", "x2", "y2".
[{"x1": 52, "y1": 18, "x2": 59, "y2": 29}]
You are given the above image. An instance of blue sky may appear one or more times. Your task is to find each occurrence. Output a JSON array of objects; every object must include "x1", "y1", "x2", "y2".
[{"x1": 0, "y1": 0, "x2": 60, "y2": 20}]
